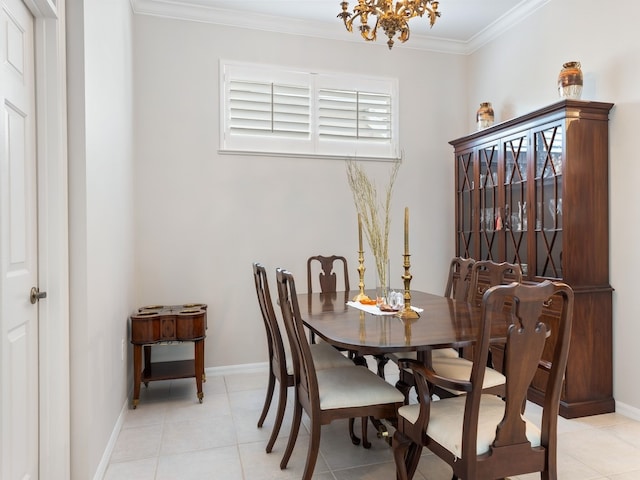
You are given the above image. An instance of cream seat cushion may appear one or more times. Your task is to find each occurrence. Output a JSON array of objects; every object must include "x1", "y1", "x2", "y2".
[
  {"x1": 315, "y1": 366, "x2": 404, "y2": 410},
  {"x1": 431, "y1": 356, "x2": 506, "y2": 393},
  {"x1": 398, "y1": 348, "x2": 461, "y2": 361},
  {"x1": 285, "y1": 341, "x2": 354, "y2": 375},
  {"x1": 398, "y1": 394, "x2": 541, "y2": 458}
]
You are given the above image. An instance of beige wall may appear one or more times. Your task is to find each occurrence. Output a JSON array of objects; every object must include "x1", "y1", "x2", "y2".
[
  {"x1": 132, "y1": 17, "x2": 464, "y2": 368},
  {"x1": 465, "y1": 0, "x2": 640, "y2": 417},
  {"x1": 67, "y1": 0, "x2": 136, "y2": 477}
]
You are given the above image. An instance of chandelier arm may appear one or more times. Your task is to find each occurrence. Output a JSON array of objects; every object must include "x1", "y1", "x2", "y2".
[
  {"x1": 344, "y1": 11, "x2": 362, "y2": 33},
  {"x1": 360, "y1": 16, "x2": 379, "y2": 41}
]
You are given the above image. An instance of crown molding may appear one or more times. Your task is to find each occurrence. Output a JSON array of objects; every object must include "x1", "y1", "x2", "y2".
[
  {"x1": 131, "y1": 0, "x2": 550, "y2": 55},
  {"x1": 467, "y1": 0, "x2": 550, "y2": 54}
]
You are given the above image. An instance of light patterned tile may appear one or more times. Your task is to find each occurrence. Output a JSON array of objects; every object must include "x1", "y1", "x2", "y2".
[
  {"x1": 559, "y1": 427, "x2": 640, "y2": 476},
  {"x1": 156, "y1": 446, "x2": 243, "y2": 480},
  {"x1": 105, "y1": 374, "x2": 640, "y2": 480},
  {"x1": 163, "y1": 392, "x2": 230, "y2": 423},
  {"x1": 109, "y1": 424, "x2": 163, "y2": 463},
  {"x1": 224, "y1": 372, "x2": 268, "y2": 392},
  {"x1": 333, "y1": 461, "x2": 427, "y2": 479},
  {"x1": 238, "y1": 438, "x2": 331, "y2": 479},
  {"x1": 160, "y1": 417, "x2": 237, "y2": 455},
  {"x1": 103, "y1": 457, "x2": 157, "y2": 480},
  {"x1": 609, "y1": 470, "x2": 640, "y2": 480},
  {"x1": 122, "y1": 400, "x2": 169, "y2": 428},
  {"x1": 315, "y1": 419, "x2": 395, "y2": 471},
  {"x1": 414, "y1": 451, "x2": 455, "y2": 480},
  {"x1": 602, "y1": 420, "x2": 640, "y2": 449}
]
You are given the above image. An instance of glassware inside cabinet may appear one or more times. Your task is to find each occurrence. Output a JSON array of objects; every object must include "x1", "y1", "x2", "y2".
[
  {"x1": 534, "y1": 126, "x2": 563, "y2": 278},
  {"x1": 479, "y1": 144, "x2": 499, "y2": 260},
  {"x1": 503, "y1": 135, "x2": 529, "y2": 271}
]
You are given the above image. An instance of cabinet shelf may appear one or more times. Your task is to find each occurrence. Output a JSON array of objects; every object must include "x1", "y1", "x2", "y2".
[{"x1": 450, "y1": 99, "x2": 614, "y2": 418}]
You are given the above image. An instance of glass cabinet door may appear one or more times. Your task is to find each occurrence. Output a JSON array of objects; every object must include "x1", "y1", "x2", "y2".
[
  {"x1": 503, "y1": 134, "x2": 529, "y2": 275},
  {"x1": 478, "y1": 143, "x2": 499, "y2": 260},
  {"x1": 455, "y1": 151, "x2": 474, "y2": 258},
  {"x1": 534, "y1": 124, "x2": 563, "y2": 278}
]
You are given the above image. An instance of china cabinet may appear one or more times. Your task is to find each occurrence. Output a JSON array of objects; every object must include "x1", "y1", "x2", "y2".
[{"x1": 450, "y1": 99, "x2": 614, "y2": 418}]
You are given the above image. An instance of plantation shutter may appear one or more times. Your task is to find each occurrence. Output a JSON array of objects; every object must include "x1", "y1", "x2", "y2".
[
  {"x1": 228, "y1": 80, "x2": 310, "y2": 138},
  {"x1": 318, "y1": 89, "x2": 392, "y2": 142}
]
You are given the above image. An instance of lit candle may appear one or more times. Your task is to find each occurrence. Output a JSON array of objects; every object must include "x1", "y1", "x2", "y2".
[
  {"x1": 404, "y1": 207, "x2": 409, "y2": 255},
  {"x1": 358, "y1": 213, "x2": 363, "y2": 252}
]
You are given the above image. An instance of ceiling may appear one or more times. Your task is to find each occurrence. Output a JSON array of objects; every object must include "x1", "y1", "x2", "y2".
[{"x1": 133, "y1": 0, "x2": 550, "y2": 54}]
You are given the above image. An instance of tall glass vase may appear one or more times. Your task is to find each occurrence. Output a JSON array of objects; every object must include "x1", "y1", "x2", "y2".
[{"x1": 375, "y1": 260, "x2": 390, "y2": 308}]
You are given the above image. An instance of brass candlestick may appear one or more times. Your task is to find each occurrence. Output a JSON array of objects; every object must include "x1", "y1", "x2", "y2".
[
  {"x1": 353, "y1": 213, "x2": 369, "y2": 302},
  {"x1": 398, "y1": 252, "x2": 420, "y2": 319},
  {"x1": 398, "y1": 207, "x2": 420, "y2": 319},
  {"x1": 353, "y1": 247, "x2": 368, "y2": 301}
]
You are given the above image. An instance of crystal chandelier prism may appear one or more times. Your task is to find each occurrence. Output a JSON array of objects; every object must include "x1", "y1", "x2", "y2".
[{"x1": 338, "y1": 0, "x2": 441, "y2": 50}]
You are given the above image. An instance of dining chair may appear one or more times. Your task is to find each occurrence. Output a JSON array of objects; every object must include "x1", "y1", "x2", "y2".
[
  {"x1": 306, "y1": 255, "x2": 349, "y2": 344},
  {"x1": 253, "y1": 263, "x2": 355, "y2": 453},
  {"x1": 467, "y1": 259, "x2": 523, "y2": 307},
  {"x1": 392, "y1": 257, "x2": 505, "y2": 400},
  {"x1": 276, "y1": 268, "x2": 404, "y2": 480},
  {"x1": 391, "y1": 257, "x2": 474, "y2": 394},
  {"x1": 393, "y1": 280, "x2": 574, "y2": 480},
  {"x1": 305, "y1": 254, "x2": 373, "y2": 367},
  {"x1": 306, "y1": 254, "x2": 350, "y2": 294},
  {"x1": 428, "y1": 260, "x2": 523, "y2": 398}
]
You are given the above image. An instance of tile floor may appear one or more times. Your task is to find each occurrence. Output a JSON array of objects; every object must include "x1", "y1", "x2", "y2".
[{"x1": 105, "y1": 361, "x2": 640, "y2": 479}]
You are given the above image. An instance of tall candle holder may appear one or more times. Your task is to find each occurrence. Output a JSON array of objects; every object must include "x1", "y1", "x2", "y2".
[
  {"x1": 399, "y1": 207, "x2": 419, "y2": 319},
  {"x1": 353, "y1": 213, "x2": 368, "y2": 302},
  {"x1": 353, "y1": 248, "x2": 367, "y2": 301},
  {"x1": 398, "y1": 252, "x2": 420, "y2": 319}
]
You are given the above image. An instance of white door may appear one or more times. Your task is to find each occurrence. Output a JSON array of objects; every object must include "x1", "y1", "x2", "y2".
[{"x1": 0, "y1": 0, "x2": 39, "y2": 478}]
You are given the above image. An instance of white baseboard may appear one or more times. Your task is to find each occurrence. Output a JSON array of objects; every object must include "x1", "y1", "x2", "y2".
[
  {"x1": 614, "y1": 400, "x2": 640, "y2": 422},
  {"x1": 205, "y1": 361, "x2": 268, "y2": 377},
  {"x1": 94, "y1": 398, "x2": 129, "y2": 480}
]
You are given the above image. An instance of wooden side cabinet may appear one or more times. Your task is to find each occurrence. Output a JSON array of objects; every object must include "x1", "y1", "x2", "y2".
[
  {"x1": 450, "y1": 99, "x2": 614, "y2": 418},
  {"x1": 130, "y1": 304, "x2": 207, "y2": 408}
]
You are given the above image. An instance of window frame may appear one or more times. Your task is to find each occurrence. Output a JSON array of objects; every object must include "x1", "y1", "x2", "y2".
[{"x1": 219, "y1": 61, "x2": 400, "y2": 161}]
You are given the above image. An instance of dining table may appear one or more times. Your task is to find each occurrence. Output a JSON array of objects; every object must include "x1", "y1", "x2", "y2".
[
  {"x1": 299, "y1": 289, "x2": 509, "y2": 362},
  {"x1": 298, "y1": 288, "x2": 511, "y2": 442}
]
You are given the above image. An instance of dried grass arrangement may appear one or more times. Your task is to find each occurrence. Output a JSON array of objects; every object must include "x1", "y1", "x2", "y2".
[{"x1": 346, "y1": 158, "x2": 401, "y2": 292}]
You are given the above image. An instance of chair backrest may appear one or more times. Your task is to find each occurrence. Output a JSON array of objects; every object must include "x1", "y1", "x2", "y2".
[
  {"x1": 444, "y1": 257, "x2": 475, "y2": 301},
  {"x1": 306, "y1": 255, "x2": 350, "y2": 293},
  {"x1": 277, "y1": 268, "x2": 319, "y2": 407},
  {"x1": 253, "y1": 263, "x2": 289, "y2": 383},
  {"x1": 461, "y1": 280, "x2": 574, "y2": 477},
  {"x1": 467, "y1": 260, "x2": 522, "y2": 306}
]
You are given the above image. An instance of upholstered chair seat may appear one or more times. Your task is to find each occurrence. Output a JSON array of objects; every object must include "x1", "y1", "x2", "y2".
[{"x1": 398, "y1": 394, "x2": 541, "y2": 458}]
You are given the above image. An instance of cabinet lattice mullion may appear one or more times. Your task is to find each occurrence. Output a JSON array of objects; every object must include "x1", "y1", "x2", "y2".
[{"x1": 450, "y1": 99, "x2": 614, "y2": 418}]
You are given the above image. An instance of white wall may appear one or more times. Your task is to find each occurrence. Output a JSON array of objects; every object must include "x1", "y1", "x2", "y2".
[
  {"x1": 466, "y1": 0, "x2": 640, "y2": 413},
  {"x1": 67, "y1": 0, "x2": 136, "y2": 477},
  {"x1": 132, "y1": 17, "x2": 465, "y2": 368}
]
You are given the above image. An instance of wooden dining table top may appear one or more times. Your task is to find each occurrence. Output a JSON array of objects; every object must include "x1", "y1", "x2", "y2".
[{"x1": 299, "y1": 290, "x2": 509, "y2": 356}]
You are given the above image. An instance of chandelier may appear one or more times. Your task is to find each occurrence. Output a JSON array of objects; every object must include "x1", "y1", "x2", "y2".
[{"x1": 338, "y1": 0, "x2": 441, "y2": 50}]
